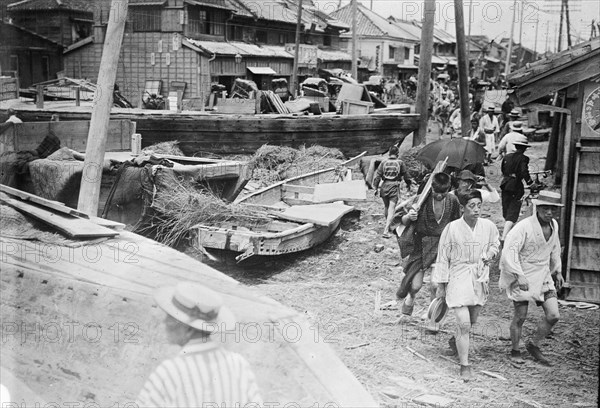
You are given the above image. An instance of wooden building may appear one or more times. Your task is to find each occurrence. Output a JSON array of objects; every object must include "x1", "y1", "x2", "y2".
[
  {"x1": 508, "y1": 37, "x2": 600, "y2": 303},
  {"x1": 0, "y1": 21, "x2": 63, "y2": 88},
  {"x1": 62, "y1": 0, "x2": 350, "y2": 105},
  {"x1": 6, "y1": 0, "x2": 93, "y2": 46}
]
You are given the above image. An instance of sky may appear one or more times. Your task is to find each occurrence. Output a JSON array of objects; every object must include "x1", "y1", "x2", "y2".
[{"x1": 315, "y1": 0, "x2": 600, "y2": 53}]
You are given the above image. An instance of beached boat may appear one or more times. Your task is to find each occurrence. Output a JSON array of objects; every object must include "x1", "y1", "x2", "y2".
[
  {"x1": 191, "y1": 153, "x2": 366, "y2": 262},
  {"x1": 0, "y1": 190, "x2": 377, "y2": 406},
  {"x1": 1, "y1": 99, "x2": 419, "y2": 157}
]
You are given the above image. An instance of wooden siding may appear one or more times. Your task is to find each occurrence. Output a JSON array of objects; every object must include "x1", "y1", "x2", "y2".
[
  {"x1": 64, "y1": 32, "x2": 210, "y2": 106},
  {"x1": 211, "y1": 58, "x2": 292, "y2": 77}
]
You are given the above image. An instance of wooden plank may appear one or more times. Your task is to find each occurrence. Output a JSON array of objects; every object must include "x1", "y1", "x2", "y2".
[
  {"x1": 566, "y1": 148, "x2": 581, "y2": 283},
  {"x1": 573, "y1": 207, "x2": 600, "y2": 238},
  {"x1": 283, "y1": 184, "x2": 315, "y2": 194},
  {"x1": 216, "y1": 99, "x2": 256, "y2": 114},
  {"x1": 571, "y1": 238, "x2": 600, "y2": 271},
  {"x1": 312, "y1": 180, "x2": 367, "y2": 203},
  {"x1": 275, "y1": 202, "x2": 354, "y2": 227},
  {"x1": 0, "y1": 196, "x2": 119, "y2": 238},
  {"x1": 0, "y1": 184, "x2": 90, "y2": 218}
]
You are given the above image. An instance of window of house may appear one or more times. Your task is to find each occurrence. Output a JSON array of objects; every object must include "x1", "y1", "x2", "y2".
[
  {"x1": 188, "y1": 7, "x2": 225, "y2": 36},
  {"x1": 323, "y1": 32, "x2": 331, "y2": 47},
  {"x1": 256, "y1": 30, "x2": 267, "y2": 43},
  {"x1": 389, "y1": 46, "x2": 395, "y2": 60},
  {"x1": 131, "y1": 7, "x2": 161, "y2": 32},
  {"x1": 228, "y1": 24, "x2": 242, "y2": 41},
  {"x1": 404, "y1": 47, "x2": 410, "y2": 60}
]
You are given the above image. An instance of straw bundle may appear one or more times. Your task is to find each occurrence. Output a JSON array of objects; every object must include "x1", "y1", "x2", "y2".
[
  {"x1": 141, "y1": 141, "x2": 184, "y2": 156},
  {"x1": 400, "y1": 146, "x2": 430, "y2": 183},
  {"x1": 146, "y1": 177, "x2": 271, "y2": 247}
]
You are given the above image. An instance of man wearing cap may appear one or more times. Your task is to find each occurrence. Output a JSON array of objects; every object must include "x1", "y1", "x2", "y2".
[
  {"x1": 478, "y1": 107, "x2": 499, "y2": 163},
  {"x1": 499, "y1": 191, "x2": 564, "y2": 366},
  {"x1": 136, "y1": 282, "x2": 263, "y2": 406},
  {"x1": 451, "y1": 170, "x2": 499, "y2": 205},
  {"x1": 498, "y1": 121, "x2": 529, "y2": 158},
  {"x1": 500, "y1": 140, "x2": 534, "y2": 242}
]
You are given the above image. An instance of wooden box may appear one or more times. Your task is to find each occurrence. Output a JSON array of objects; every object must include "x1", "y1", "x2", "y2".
[{"x1": 341, "y1": 99, "x2": 374, "y2": 115}]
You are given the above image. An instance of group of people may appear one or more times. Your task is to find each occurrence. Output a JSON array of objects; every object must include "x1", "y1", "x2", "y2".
[{"x1": 372, "y1": 136, "x2": 563, "y2": 380}]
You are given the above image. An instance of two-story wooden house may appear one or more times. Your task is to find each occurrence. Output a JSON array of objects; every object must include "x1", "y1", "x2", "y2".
[
  {"x1": 6, "y1": 0, "x2": 93, "y2": 46},
  {"x1": 61, "y1": 0, "x2": 350, "y2": 106},
  {"x1": 330, "y1": 4, "x2": 419, "y2": 82}
]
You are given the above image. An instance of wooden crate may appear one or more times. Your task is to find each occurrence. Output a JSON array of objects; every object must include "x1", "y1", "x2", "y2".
[{"x1": 341, "y1": 100, "x2": 374, "y2": 115}]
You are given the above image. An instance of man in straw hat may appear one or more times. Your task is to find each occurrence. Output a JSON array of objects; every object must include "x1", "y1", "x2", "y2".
[
  {"x1": 478, "y1": 106, "x2": 499, "y2": 161},
  {"x1": 499, "y1": 191, "x2": 564, "y2": 366},
  {"x1": 498, "y1": 121, "x2": 529, "y2": 158},
  {"x1": 499, "y1": 109, "x2": 521, "y2": 139},
  {"x1": 499, "y1": 140, "x2": 535, "y2": 242},
  {"x1": 136, "y1": 282, "x2": 263, "y2": 406},
  {"x1": 432, "y1": 189, "x2": 500, "y2": 380}
]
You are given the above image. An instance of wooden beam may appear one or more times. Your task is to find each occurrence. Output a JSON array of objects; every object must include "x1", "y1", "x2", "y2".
[
  {"x1": 525, "y1": 103, "x2": 572, "y2": 115},
  {"x1": 414, "y1": 0, "x2": 436, "y2": 146},
  {"x1": 0, "y1": 184, "x2": 89, "y2": 218},
  {"x1": 77, "y1": 0, "x2": 129, "y2": 216},
  {"x1": 560, "y1": 114, "x2": 572, "y2": 242},
  {"x1": 514, "y1": 55, "x2": 600, "y2": 105},
  {"x1": 565, "y1": 145, "x2": 581, "y2": 283}
]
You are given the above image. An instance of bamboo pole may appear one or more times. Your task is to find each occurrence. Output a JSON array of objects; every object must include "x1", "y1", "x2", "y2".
[
  {"x1": 290, "y1": 0, "x2": 303, "y2": 98},
  {"x1": 454, "y1": 0, "x2": 471, "y2": 139},
  {"x1": 414, "y1": 0, "x2": 436, "y2": 146},
  {"x1": 77, "y1": 0, "x2": 128, "y2": 215}
]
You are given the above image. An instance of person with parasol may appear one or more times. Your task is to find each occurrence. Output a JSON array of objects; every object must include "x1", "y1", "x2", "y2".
[{"x1": 432, "y1": 189, "x2": 501, "y2": 381}]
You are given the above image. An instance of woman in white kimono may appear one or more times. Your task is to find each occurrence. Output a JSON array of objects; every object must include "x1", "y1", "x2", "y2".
[{"x1": 432, "y1": 189, "x2": 500, "y2": 380}]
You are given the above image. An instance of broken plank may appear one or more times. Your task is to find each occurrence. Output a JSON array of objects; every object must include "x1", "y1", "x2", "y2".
[
  {"x1": 275, "y1": 202, "x2": 354, "y2": 227},
  {"x1": 0, "y1": 196, "x2": 119, "y2": 238},
  {"x1": 0, "y1": 184, "x2": 90, "y2": 218},
  {"x1": 313, "y1": 179, "x2": 367, "y2": 203},
  {"x1": 480, "y1": 370, "x2": 508, "y2": 381}
]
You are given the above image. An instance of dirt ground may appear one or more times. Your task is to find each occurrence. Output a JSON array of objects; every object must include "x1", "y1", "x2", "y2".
[{"x1": 191, "y1": 128, "x2": 600, "y2": 407}]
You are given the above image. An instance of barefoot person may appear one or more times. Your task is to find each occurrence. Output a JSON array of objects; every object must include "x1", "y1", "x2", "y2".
[
  {"x1": 394, "y1": 172, "x2": 460, "y2": 316},
  {"x1": 373, "y1": 145, "x2": 412, "y2": 238},
  {"x1": 499, "y1": 191, "x2": 564, "y2": 366},
  {"x1": 137, "y1": 282, "x2": 263, "y2": 406},
  {"x1": 432, "y1": 190, "x2": 500, "y2": 380}
]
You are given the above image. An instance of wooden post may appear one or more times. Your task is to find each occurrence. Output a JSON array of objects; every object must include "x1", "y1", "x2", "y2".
[
  {"x1": 290, "y1": 0, "x2": 303, "y2": 98},
  {"x1": 75, "y1": 86, "x2": 81, "y2": 106},
  {"x1": 414, "y1": 0, "x2": 436, "y2": 146},
  {"x1": 351, "y1": 0, "x2": 358, "y2": 80},
  {"x1": 77, "y1": 0, "x2": 128, "y2": 216},
  {"x1": 454, "y1": 0, "x2": 471, "y2": 139},
  {"x1": 36, "y1": 85, "x2": 44, "y2": 109},
  {"x1": 505, "y1": 0, "x2": 517, "y2": 77},
  {"x1": 560, "y1": 113, "x2": 572, "y2": 242},
  {"x1": 565, "y1": 144, "x2": 581, "y2": 283},
  {"x1": 177, "y1": 90, "x2": 183, "y2": 113}
]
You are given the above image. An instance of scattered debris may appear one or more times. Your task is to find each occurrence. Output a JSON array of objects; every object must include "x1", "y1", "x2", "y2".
[
  {"x1": 406, "y1": 346, "x2": 430, "y2": 362},
  {"x1": 480, "y1": 370, "x2": 508, "y2": 381},
  {"x1": 374, "y1": 244, "x2": 385, "y2": 253},
  {"x1": 345, "y1": 342, "x2": 370, "y2": 350},
  {"x1": 412, "y1": 393, "x2": 454, "y2": 407}
]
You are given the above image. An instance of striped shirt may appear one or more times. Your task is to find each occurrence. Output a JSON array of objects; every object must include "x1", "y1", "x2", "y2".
[{"x1": 136, "y1": 339, "x2": 263, "y2": 407}]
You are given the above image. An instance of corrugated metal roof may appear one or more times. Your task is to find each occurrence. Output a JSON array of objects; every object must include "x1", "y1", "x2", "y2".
[
  {"x1": 186, "y1": 39, "x2": 293, "y2": 58},
  {"x1": 317, "y1": 49, "x2": 351, "y2": 61},
  {"x1": 331, "y1": 4, "x2": 419, "y2": 41},
  {"x1": 129, "y1": 0, "x2": 167, "y2": 5},
  {"x1": 247, "y1": 66, "x2": 277, "y2": 74},
  {"x1": 7, "y1": 0, "x2": 92, "y2": 12}
]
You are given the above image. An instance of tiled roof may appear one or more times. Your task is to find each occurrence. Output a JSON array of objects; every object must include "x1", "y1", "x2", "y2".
[
  {"x1": 230, "y1": 0, "x2": 327, "y2": 30},
  {"x1": 7, "y1": 0, "x2": 92, "y2": 12},
  {"x1": 330, "y1": 4, "x2": 419, "y2": 41},
  {"x1": 186, "y1": 38, "x2": 293, "y2": 58}
]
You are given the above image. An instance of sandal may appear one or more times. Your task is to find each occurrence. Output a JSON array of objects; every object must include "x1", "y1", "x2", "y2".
[{"x1": 401, "y1": 302, "x2": 414, "y2": 316}]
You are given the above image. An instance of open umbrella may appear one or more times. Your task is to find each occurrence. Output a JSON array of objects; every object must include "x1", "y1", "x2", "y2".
[{"x1": 415, "y1": 138, "x2": 486, "y2": 169}]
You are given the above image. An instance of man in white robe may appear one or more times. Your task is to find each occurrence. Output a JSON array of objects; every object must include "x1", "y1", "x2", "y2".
[
  {"x1": 499, "y1": 191, "x2": 564, "y2": 366},
  {"x1": 433, "y1": 190, "x2": 500, "y2": 380}
]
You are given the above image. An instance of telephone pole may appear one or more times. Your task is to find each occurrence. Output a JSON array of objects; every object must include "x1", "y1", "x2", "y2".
[{"x1": 414, "y1": 0, "x2": 436, "y2": 146}]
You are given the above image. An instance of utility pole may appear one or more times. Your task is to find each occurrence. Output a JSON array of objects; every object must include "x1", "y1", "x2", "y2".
[
  {"x1": 534, "y1": 16, "x2": 539, "y2": 59},
  {"x1": 351, "y1": 0, "x2": 358, "y2": 80},
  {"x1": 290, "y1": 0, "x2": 303, "y2": 98},
  {"x1": 504, "y1": 0, "x2": 517, "y2": 78},
  {"x1": 558, "y1": 0, "x2": 564, "y2": 51},
  {"x1": 519, "y1": 0, "x2": 525, "y2": 45},
  {"x1": 414, "y1": 0, "x2": 436, "y2": 146},
  {"x1": 565, "y1": 0, "x2": 572, "y2": 47},
  {"x1": 77, "y1": 0, "x2": 128, "y2": 215},
  {"x1": 454, "y1": 0, "x2": 471, "y2": 139},
  {"x1": 467, "y1": 0, "x2": 473, "y2": 72}
]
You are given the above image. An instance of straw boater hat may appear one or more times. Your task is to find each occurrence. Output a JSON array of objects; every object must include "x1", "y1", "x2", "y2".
[
  {"x1": 532, "y1": 191, "x2": 564, "y2": 207},
  {"x1": 509, "y1": 109, "x2": 520, "y2": 117},
  {"x1": 485, "y1": 106, "x2": 495, "y2": 113},
  {"x1": 512, "y1": 140, "x2": 530, "y2": 148},
  {"x1": 427, "y1": 297, "x2": 449, "y2": 327},
  {"x1": 154, "y1": 282, "x2": 236, "y2": 333},
  {"x1": 509, "y1": 121, "x2": 523, "y2": 131}
]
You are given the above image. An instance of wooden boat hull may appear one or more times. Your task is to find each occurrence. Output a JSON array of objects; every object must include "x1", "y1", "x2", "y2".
[
  {"x1": 3, "y1": 101, "x2": 419, "y2": 157},
  {"x1": 193, "y1": 218, "x2": 341, "y2": 262}
]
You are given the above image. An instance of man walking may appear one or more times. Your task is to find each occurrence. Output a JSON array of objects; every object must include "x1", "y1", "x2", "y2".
[
  {"x1": 498, "y1": 121, "x2": 529, "y2": 158},
  {"x1": 373, "y1": 145, "x2": 412, "y2": 238},
  {"x1": 137, "y1": 282, "x2": 263, "y2": 406},
  {"x1": 479, "y1": 107, "x2": 500, "y2": 163},
  {"x1": 499, "y1": 191, "x2": 564, "y2": 366},
  {"x1": 500, "y1": 140, "x2": 534, "y2": 242}
]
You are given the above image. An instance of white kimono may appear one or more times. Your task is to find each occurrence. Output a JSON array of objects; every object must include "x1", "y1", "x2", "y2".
[
  {"x1": 499, "y1": 215, "x2": 561, "y2": 303},
  {"x1": 432, "y1": 218, "x2": 500, "y2": 308}
]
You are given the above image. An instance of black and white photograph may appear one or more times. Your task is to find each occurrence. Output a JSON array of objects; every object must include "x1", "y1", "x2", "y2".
[{"x1": 0, "y1": 0, "x2": 598, "y2": 406}]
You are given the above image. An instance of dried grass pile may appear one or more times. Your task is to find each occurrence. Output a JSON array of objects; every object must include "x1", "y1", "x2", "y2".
[
  {"x1": 146, "y1": 177, "x2": 271, "y2": 247},
  {"x1": 250, "y1": 144, "x2": 345, "y2": 187},
  {"x1": 141, "y1": 141, "x2": 184, "y2": 156},
  {"x1": 400, "y1": 146, "x2": 430, "y2": 184}
]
